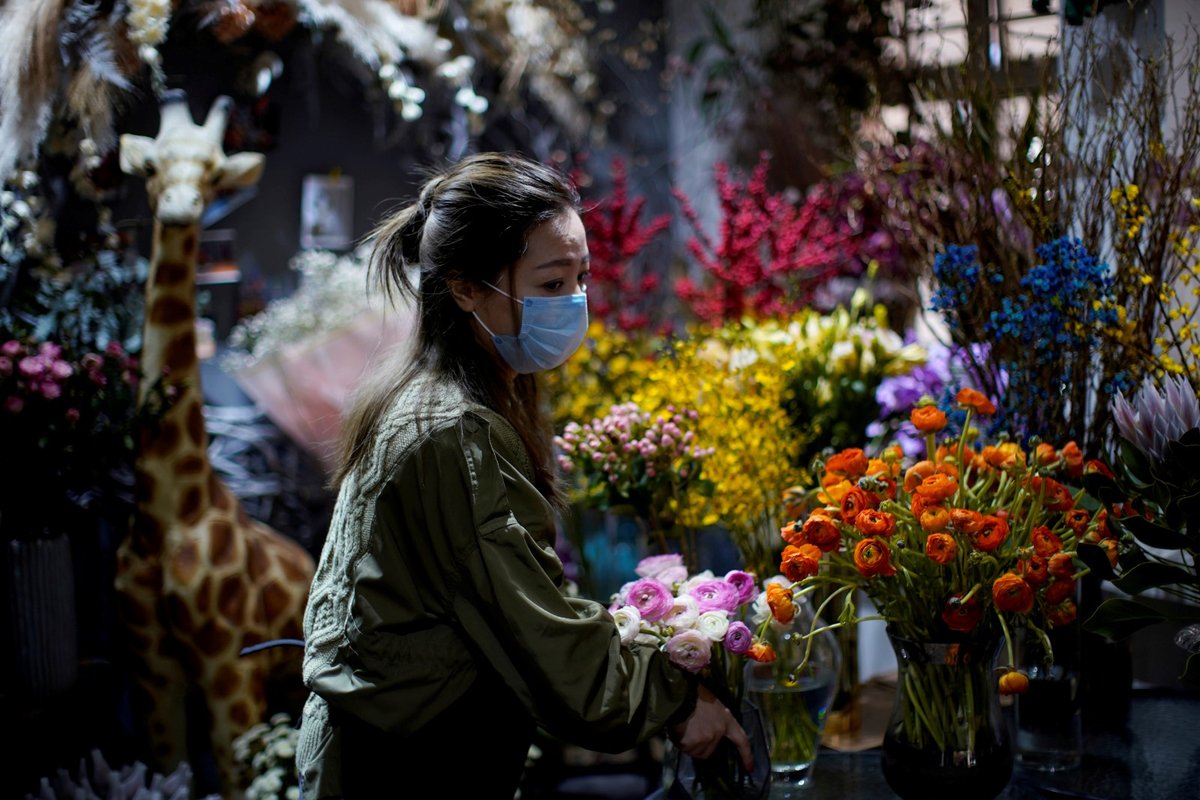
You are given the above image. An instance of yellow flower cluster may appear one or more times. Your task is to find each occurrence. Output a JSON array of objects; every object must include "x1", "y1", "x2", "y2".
[
  {"x1": 1106, "y1": 182, "x2": 1200, "y2": 385},
  {"x1": 629, "y1": 325, "x2": 799, "y2": 576},
  {"x1": 544, "y1": 321, "x2": 658, "y2": 428}
]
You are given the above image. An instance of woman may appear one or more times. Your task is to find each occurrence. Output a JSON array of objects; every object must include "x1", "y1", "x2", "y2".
[{"x1": 296, "y1": 152, "x2": 750, "y2": 798}]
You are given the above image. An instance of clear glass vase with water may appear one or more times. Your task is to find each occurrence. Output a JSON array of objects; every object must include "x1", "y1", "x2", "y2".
[{"x1": 744, "y1": 597, "x2": 840, "y2": 797}]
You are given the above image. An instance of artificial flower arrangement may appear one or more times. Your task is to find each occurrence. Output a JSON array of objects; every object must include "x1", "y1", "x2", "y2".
[
  {"x1": 555, "y1": 402, "x2": 715, "y2": 562},
  {"x1": 775, "y1": 388, "x2": 1115, "y2": 754}
]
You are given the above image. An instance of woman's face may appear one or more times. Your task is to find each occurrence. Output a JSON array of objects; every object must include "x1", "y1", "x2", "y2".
[{"x1": 473, "y1": 209, "x2": 590, "y2": 340}]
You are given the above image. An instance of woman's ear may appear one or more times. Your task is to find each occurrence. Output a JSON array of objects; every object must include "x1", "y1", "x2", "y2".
[{"x1": 448, "y1": 278, "x2": 480, "y2": 312}]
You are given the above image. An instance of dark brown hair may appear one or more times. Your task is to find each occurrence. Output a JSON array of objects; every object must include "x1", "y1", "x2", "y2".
[{"x1": 334, "y1": 152, "x2": 580, "y2": 503}]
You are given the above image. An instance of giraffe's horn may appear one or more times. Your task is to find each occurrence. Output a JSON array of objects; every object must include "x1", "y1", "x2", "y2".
[
  {"x1": 159, "y1": 90, "x2": 195, "y2": 132},
  {"x1": 203, "y1": 96, "x2": 235, "y2": 140}
]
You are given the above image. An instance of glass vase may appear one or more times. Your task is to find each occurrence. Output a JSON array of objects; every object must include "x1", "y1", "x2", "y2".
[
  {"x1": 880, "y1": 629, "x2": 1012, "y2": 800},
  {"x1": 744, "y1": 600, "x2": 841, "y2": 797}
]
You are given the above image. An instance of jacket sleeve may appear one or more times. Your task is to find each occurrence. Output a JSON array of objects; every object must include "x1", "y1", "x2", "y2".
[{"x1": 436, "y1": 413, "x2": 697, "y2": 753}]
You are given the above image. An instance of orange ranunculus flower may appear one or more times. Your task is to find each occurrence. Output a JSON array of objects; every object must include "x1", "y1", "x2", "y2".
[
  {"x1": 819, "y1": 477, "x2": 853, "y2": 505},
  {"x1": 1084, "y1": 459, "x2": 1115, "y2": 479},
  {"x1": 781, "y1": 543, "x2": 823, "y2": 582},
  {"x1": 904, "y1": 460, "x2": 936, "y2": 493},
  {"x1": 1034, "y1": 443, "x2": 1058, "y2": 467},
  {"x1": 999, "y1": 670, "x2": 1030, "y2": 695},
  {"x1": 840, "y1": 487, "x2": 879, "y2": 525},
  {"x1": 925, "y1": 533, "x2": 957, "y2": 565},
  {"x1": 993, "y1": 573, "x2": 1035, "y2": 614},
  {"x1": 941, "y1": 594, "x2": 982, "y2": 633},
  {"x1": 1048, "y1": 552, "x2": 1075, "y2": 578},
  {"x1": 950, "y1": 507, "x2": 984, "y2": 535},
  {"x1": 911, "y1": 405, "x2": 949, "y2": 433},
  {"x1": 1061, "y1": 441, "x2": 1084, "y2": 478},
  {"x1": 910, "y1": 492, "x2": 940, "y2": 519},
  {"x1": 802, "y1": 512, "x2": 842, "y2": 553},
  {"x1": 1098, "y1": 538, "x2": 1119, "y2": 568},
  {"x1": 766, "y1": 583, "x2": 796, "y2": 625},
  {"x1": 825, "y1": 448, "x2": 869, "y2": 479},
  {"x1": 915, "y1": 473, "x2": 958, "y2": 503},
  {"x1": 919, "y1": 506, "x2": 951, "y2": 532},
  {"x1": 956, "y1": 387, "x2": 997, "y2": 415},
  {"x1": 1047, "y1": 598, "x2": 1078, "y2": 628},
  {"x1": 853, "y1": 538, "x2": 897, "y2": 578},
  {"x1": 1093, "y1": 509, "x2": 1114, "y2": 540},
  {"x1": 1029, "y1": 476, "x2": 1074, "y2": 512},
  {"x1": 935, "y1": 461, "x2": 960, "y2": 480},
  {"x1": 1064, "y1": 508, "x2": 1091, "y2": 534},
  {"x1": 1030, "y1": 525, "x2": 1063, "y2": 557},
  {"x1": 971, "y1": 514, "x2": 1009, "y2": 551},
  {"x1": 781, "y1": 520, "x2": 806, "y2": 548},
  {"x1": 1018, "y1": 556, "x2": 1049, "y2": 587},
  {"x1": 856, "y1": 509, "x2": 897, "y2": 538},
  {"x1": 748, "y1": 641, "x2": 777, "y2": 663},
  {"x1": 868, "y1": 457, "x2": 901, "y2": 479},
  {"x1": 1044, "y1": 578, "x2": 1076, "y2": 605}
]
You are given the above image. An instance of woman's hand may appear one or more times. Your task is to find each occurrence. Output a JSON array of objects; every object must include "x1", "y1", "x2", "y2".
[{"x1": 670, "y1": 684, "x2": 754, "y2": 771}]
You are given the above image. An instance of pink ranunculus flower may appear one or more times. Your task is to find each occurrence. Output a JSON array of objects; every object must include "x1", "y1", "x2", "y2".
[
  {"x1": 657, "y1": 565, "x2": 689, "y2": 586},
  {"x1": 723, "y1": 621, "x2": 753, "y2": 654},
  {"x1": 0, "y1": 340, "x2": 21, "y2": 357},
  {"x1": 627, "y1": 579, "x2": 674, "y2": 622},
  {"x1": 723, "y1": 570, "x2": 758, "y2": 605},
  {"x1": 635, "y1": 553, "x2": 685, "y2": 580},
  {"x1": 665, "y1": 629, "x2": 711, "y2": 673},
  {"x1": 688, "y1": 579, "x2": 740, "y2": 614},
  {"x1": 4, "y1": 396, "x2": 24, "y2": 413}
]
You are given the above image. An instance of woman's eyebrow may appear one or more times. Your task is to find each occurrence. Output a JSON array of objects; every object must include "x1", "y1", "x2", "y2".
[{"x1": 534, "y1": 255, "x2": 591, "y2": 270}]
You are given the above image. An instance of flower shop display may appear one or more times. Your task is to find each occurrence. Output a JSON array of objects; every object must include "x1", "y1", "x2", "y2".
[
  {"x1": 774, "y1": 388, "x2": 1106, "y2": 800},
  {"x1": 1079, "y1": 375, "x2": 1200, "y2": 684},
  {"x1": 613, "y1": 554, "x2": 838, "y2": 799}
]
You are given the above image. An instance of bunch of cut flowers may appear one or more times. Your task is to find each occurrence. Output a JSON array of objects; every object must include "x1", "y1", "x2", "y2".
[
  {"x1": 608, "y1": 553, "x2": 778, "y2": 797},
  {"x1": 774, "y1": 389, "x2": 1117, "y2": 747},
  {"x1": 555, "y1": 402, "x2": 714, "y2": 557}
]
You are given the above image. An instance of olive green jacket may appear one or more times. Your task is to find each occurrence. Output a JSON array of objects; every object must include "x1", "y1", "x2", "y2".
[{"x1": 296, "y1": 380, "x2": 693, "y2": 797}]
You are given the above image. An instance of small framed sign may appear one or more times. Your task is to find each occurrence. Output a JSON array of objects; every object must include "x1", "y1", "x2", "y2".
[{"x1": 300, "y1": 173, "x2": 355, "y2": 250}]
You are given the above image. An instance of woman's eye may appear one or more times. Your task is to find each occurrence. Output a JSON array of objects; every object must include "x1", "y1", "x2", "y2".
[
  {"x1": 544, "y1": 280, "x2": 564, "y2": 291},
  {"x1": 578, "y1": 271, "x2": 590, "y2": 287}
]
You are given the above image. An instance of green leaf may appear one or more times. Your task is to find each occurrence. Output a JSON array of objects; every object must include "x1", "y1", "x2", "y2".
[
  {"x1": 1123, "y1": 513, "x2": 1192, "y2": 550},
  {"x1": 1076, "y1": 542, "x2": 1116, "y2": 579},
  {"x1": 1083, "y1": 598, "x2": 1166, "y2": 640},
  {"x1": 705, "y1": 4, "x2": 735, "y2": 53},
  {"x1": 1117, "y1": 438, "x2": 1154, "y2": 489},
  {"x1": 1082, "y1": 471, "x2": 1123, "y2": 507},
  {"x1": 1111, "y1": 561, "x2": 1195, "y2": 594},
  {"x1": 686, "y1": 38, "x2": 709, "y2": 65}
]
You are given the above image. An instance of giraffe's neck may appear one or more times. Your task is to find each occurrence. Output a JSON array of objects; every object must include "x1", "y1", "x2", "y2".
[{"x1": 133, "y1": 221, "x2": 213, "y2": 553}]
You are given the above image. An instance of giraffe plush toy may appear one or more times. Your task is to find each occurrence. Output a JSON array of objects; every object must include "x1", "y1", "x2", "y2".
[{"x1": 115, "y1": 90, "x2": 315, "y2": 795}]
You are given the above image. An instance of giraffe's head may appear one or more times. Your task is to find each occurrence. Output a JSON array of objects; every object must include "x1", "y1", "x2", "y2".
[{"x1": 120, "y1": 91, "x2": 265, "y2": 226}]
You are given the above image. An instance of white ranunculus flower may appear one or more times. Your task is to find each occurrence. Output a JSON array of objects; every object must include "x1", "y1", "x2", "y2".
[
  {"x1": 662, "y1": 594, "x2": 700, "y2": 631},
  {"x1": 678, "y1": 570, "x2": 716, "y2": 595},
  {"x1": 634, "y1": 631, "x2": 660, "y2": 646},
  {"x1": 697, "y1": 611, "x2": 730, "y2": 642},
  {"x1": 612, "y1": 605, "x2": 642, "y2": 645}
]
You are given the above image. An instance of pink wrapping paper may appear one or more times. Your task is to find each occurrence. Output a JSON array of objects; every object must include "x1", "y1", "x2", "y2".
[{"x1": 233, "y1": 310, "x2": 413, "y2": 474}]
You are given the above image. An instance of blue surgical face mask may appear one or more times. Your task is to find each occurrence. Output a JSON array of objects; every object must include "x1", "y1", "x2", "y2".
[{"x1": 473, "y1": 280, "x2": 589, "y2": 373}]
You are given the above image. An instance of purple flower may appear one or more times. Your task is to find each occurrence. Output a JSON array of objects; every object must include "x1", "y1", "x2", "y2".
[
  {"x1": 688, "y1": 579, "x2": 740, "y2": 614},
  {"x1": 635, "y1": 553, "x2": 684, "y2": 580},
  {"x1": 723, "y1": 621, "x2": 753, "y2": 655},
  {"x1": 627, "y1": 579, "x2": 674, "y2": 622},
  {"x1": 1112, "y1": 375, "x2": 1200, "y2": 462},
  {"x1": 665, "y1": 629, "x2": 712, "y2": 673},
  {"x1": 723, "y1": 570, "x2": 758, "y2": 605}
]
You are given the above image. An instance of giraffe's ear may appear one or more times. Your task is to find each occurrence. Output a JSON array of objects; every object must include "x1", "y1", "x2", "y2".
[
  {"x1": 119, "y1": 134, "x2": 157, "y2": 177},
  {"x1": 214, "y1": 152, "x2": 265, "y2": 190}
]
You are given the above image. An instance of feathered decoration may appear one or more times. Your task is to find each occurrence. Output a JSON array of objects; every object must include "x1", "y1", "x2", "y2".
[{"x1": 0, "y1": 0, "x2": 71, "y2": 178}]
